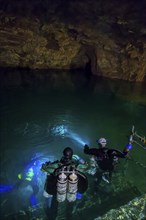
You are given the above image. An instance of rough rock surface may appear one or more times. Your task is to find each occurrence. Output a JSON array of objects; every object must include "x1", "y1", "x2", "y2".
[
  {"x1": 0, "y1": 0, "x2": 146, "y2": 82},
  {"x1": 95, "y1": 194, "x2": 146, "y2": 220}
]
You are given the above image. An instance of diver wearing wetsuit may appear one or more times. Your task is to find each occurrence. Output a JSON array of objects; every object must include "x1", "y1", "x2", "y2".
[
  {"x1": 84, "y1": 138, "x2": 130, "y2": 183},
  {"x1": 41, "y1": 147, "x2": 88, "y2": 219}
]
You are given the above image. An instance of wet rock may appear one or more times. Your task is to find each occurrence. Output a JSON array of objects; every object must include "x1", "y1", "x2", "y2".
[
  {"x1": 95, "y1": 194, "x2": 146, "y2": 220},
  {"x1": 0, "y1": 0, "x2": 146, "y2": 82}
]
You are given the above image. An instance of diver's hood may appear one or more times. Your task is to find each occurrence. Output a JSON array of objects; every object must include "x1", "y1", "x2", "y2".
[{"x1": 60, "y1": 156, "x2": 72, "y2": 165}]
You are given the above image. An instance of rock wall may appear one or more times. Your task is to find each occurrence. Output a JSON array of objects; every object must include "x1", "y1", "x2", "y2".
[{"x1": 0, "y1": 0, "x2": 146, "y2": 82}]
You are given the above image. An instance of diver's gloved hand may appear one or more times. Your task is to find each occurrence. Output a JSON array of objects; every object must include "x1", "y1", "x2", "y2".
[
  {"x1": 41, "y1": 161, "x2": 51, "y2": 172},
  {"x1": 84, "y1": 144, "x2": 89, "y2": 153},
  {"x1": 84, "y1": 144, "x2": 89, "y2": 148},
  {"x1": 40, "y1": 163, "x2": 46, "y2": 172}
]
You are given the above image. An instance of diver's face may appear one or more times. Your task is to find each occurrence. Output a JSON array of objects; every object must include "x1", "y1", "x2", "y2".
[
  {"x1": 64, "y1": 152, "x2": 72, "y2": 160},
  {"x1": 62, "y1": 155, "x2": 72, "y2": 165},
  {"x1": 98, "y1": 143, "x2": 106, "y2": 148}
]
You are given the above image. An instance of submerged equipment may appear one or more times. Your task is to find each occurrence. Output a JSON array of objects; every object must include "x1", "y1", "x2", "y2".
[
  {"x1": 76, "y1": 192, "x2": 83, "y2": 200},
  {"x1": 132, "y1": 125, "x2": 146, "y2": 143},
  {"x1": 41, "y1": 150, "x2": 88, "y2": 203},
  {"x1": 123, "y1": 125, "x2": 146, "y2": 155},
  {"x1": 56, "y1": 169, "x2": 79, "y2": 203},
  {"x1": 67, "y1": 171, "x2": 78, "y2": 202},
  {"x1": 131, "y1": 125, "x2": 146, "y2": 150},
  {"x1": 57, "y1": 171, "x2": 68, "y2": 203},
  {"x1": 125, "y1": 126, "x2": 146, "y2": 169},
  {"x1": 123, "y1": 143, "x2": 133, "y2": 155},
  {"x1": 72, "y1": 154, "x2": 85, "y2": 164}
]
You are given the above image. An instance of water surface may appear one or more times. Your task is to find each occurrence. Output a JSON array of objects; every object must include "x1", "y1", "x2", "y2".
[{"x1": 0, "y1": 70, "x2": 146, "y2": 219}]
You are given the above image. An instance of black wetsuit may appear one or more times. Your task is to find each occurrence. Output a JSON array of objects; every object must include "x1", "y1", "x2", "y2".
[{"x1": 84, "y1": 145, "x2": 125, "y2": 181}]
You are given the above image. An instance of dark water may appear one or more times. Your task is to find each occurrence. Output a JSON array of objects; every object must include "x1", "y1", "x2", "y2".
[{"x1": 0, "y1": 70, "x2": 146, "y2": 220}]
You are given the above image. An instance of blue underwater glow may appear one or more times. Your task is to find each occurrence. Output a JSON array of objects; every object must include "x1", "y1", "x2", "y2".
[
  {"x1": 0, "y1": 185, "x2": 13, "y2": 193},
  {"x1": 125, "y1": 143, "x2": 132, "y2": 150},
  {"x1": 25, "y1": 154, "x2": 56, "y2": 177},
  {"x1": 30, "y1": 194, "x2": 38, "y2": 207},
  {"x1": 76, "y1": 192, "x2": 83, "y2": 200},
  {"x1": 0, "y1": 154, "x2": 55, "y2": 195}
]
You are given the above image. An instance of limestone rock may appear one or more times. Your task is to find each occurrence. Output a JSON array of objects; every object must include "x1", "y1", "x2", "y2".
[{"x1": 0, "y1": 0, "x2": 146, "y2": 82}]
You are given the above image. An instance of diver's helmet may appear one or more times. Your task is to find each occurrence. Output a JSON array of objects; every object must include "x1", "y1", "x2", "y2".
[{"x1": 97, "y1": 138, "x2": 107, "y2": 148}]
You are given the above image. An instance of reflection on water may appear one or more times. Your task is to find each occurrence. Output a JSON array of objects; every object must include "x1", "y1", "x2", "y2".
[{"x1": 0, "y1": 70, "x2": 146, "y2": 219}]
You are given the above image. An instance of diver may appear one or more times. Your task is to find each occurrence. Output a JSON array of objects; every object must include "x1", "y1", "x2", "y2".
[
  {"x1": 84, "y1": 137, "x2": 132, "y2": 184},
  {"x1": 16, "y1": 161, "x2": 40, "y2": 208},
  {"x1": 41, "y1": 147, "x2": 88, "y2": 220}
]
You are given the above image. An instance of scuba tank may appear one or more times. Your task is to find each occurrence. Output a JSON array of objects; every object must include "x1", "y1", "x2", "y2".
[
  {"x1": 67, "y1": 171, "x2": 78, "y2": 202},
  {"x1": 57, "y1": 171, "x2": 67, "y2": 203}
]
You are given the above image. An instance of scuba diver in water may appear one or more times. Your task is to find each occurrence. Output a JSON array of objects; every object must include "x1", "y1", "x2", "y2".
[
  {"x1": 16, "y1": 160, "x2": 40, "y2": 208},
  {"x1": 84, "y1": 137, "x2": 132, "y2": 184},
  {"x1": 41, "y1": 147, "x2": 88, "y2": 219}
]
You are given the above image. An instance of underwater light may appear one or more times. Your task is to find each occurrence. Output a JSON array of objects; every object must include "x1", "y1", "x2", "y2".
[
  {"x1": 30, "y1": 194, "x2": 38, "y2": 207},
  {"x1": 76, "y1": 192, "x2": 83, "y2": 200},
  {"x1": 51, "y1": 124, "x2": 68, "y2": 137},
  {"x1": 67, "y1": 131, "x2": 88, "y2": 147},
  {"x1": 50, "y1": 122, "x2": 88, "y2": 147},
  {"x1": 0, "y1": 184, "x2": 13, "y2": 193}
]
